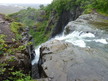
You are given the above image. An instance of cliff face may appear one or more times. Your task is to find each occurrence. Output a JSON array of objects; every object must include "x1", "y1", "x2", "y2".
[{"x1": 50, "y1": 6, "x2": 83, "y2": 38}]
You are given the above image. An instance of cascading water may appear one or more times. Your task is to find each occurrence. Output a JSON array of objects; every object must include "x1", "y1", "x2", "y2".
[
  {"x1": 31, "y1": 13, "x2": 108, "y2": 79},
  {"x1": 55, "y1": 31, "x2": 95, "y2": 48},
  {"x1": 32, "y1": 30, "x2": 108, "y2": 65},
  {"x1": 56, "y1": 31, "x2": 108, "y2": 48},
  {"x1": 32, "y1": 46, "x2": 41, "y2": 65}
]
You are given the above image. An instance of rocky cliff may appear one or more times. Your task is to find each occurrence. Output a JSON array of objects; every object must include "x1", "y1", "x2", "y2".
[
  {"x1": 0, "y1": 14, "x2": 31, "y2": 80},
  {"x1": 49, "y1": 6, "x2": 83, "y2": 38},
  {"x1": 34, "y1": 13, "x2": 108, "y2": 81}
]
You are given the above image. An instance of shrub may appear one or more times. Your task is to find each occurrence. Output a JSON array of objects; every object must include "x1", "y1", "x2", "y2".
[{"x1": 10, "y1": 22, "x2": 24, "y2": 40}]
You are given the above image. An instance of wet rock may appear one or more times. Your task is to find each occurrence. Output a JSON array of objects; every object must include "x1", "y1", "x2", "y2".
[
  {"x1": 40, "y1": 39, "x2": 108, "y2": 81},
  {"x1": 37, "y1": 78, "x2": 49, "y2": 81},
  {"x1": 40, "y1": 40, "x2": 68, "y2": 56},
  {"x1": 64, "y1": 13, "x2": 108, "y2": 35},
  {"x1": 32, "y1": 64, "x2": 40, "y2": 79},
  {"x1": 51, "y1": 6, "x2": 83, "y2": 38},
  {"x1": 21, "y1": 27, "x2": 35, "y2": 61}
]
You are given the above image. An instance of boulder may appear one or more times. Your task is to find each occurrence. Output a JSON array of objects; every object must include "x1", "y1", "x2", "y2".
[
  {"x1": 40, "y1": 39, "x2": 108, "y2": 81},
  {"x1": 64, "y1": 13, "x2": 108, "y2": 35},
  {"x1": 40, "y1": 40, "x2": 68, "y2": 56}
]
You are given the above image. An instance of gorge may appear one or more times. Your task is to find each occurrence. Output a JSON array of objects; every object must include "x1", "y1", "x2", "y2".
[
  {"x1": 32, "y1": 13, "x2": 108, "y2": 81},
  {"x1": 0, "y1": 0, "x2": 108, "y2": 81}
]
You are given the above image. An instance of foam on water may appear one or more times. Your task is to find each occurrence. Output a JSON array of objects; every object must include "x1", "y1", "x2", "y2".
[
  {"x1": 32, "y1": 31, "x2": 108, "y2": 65},
  {"x1": 80, "y1": 32, "x2": 95, "y2": 38},
  {"x1": 32, "y1": 46, "x2": 40, "y2": 65},
  {"x1": 94, "y1": 39, "x2": 108, "y2": 44},
  {"x1": 55, "y1": 31, "x2": 96, "y2": 48}
]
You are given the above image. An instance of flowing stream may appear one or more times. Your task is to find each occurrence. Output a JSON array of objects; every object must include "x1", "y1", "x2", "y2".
[{"x1": 32, "y1": 29, "x2": 108, "y2": 65}]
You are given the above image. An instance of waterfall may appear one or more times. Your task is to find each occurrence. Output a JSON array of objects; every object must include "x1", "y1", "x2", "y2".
[
  {"x1": 32, "y1": 46, "x2": 41, "y2": 65},
  {"x1": 31, "y1": 13, "x2": 108, "y2": 80},
  {"x1": 55, "y1": 31, "x2": 95, "y2": 48},
  {"x1": 32, "y1": 30, "x2": 108, "y2": 65}
]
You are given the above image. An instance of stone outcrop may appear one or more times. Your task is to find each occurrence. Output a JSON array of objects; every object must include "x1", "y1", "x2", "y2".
[
  {"x1": 64, "y1": 13, "x2": 108, "y2": 35},
  {"x1": 39, "y1": 39, "x2": 108, "y2": 81},
  {"x1": 40, "y1": 40, "x2": 68, "y2": 55}
]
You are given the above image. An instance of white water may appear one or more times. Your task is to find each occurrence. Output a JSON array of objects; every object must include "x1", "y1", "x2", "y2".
[
  {"x1": 55, "y1": 31, "x2": 96, "y2": 47},
  {"x1": 32, "y1": 46, "x2": 41, "y2": 65},
  {"x1": 94, "y1": 39, "x2": 108, "y2": 44},
  {"x1": 32, "y1": 31, "x2": 108, "y2": 65}
]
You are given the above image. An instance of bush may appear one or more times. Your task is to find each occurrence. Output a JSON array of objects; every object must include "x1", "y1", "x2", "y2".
[
  {"x1": 9, "y1": 8, "x2": 39, "y2": 26},
  {"x1": 0, "y1": 34, "x2": 32, "y2": 80},
  {"x1": 10, "y1": 22, "x2": 24, "y2": 40},
  {"x1": 76, "y1": 0, "x2": 108, "y2": 14},
  {"x1": 0, "y1": 34, "x2": 7, "y2": 55}
]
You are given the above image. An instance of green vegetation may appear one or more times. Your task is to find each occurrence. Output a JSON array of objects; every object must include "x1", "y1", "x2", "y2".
[
  {"x1": 9, "y1": 7, "x2": 39, "y2": 26},
  {"x1": 0, "y1": 34, "x2": 7, "y2": 55},
  {"x1": 0, "y1": 14, "x2": 32, "y2": 80},
  {"x1": 1, "y1": 0, "x2": 107, "y2": 80},
  {"x1": 29, "y1": 20, "x2": 49, "y2": 45},
  {"x1": 6, "y1": 71, "x2": 33, "y2": 81},
  {"x1": 9, "y1": 7, "x2": 49, "y2": 45},
  {"x1": 75, "y1": 0, "x2": 108, "y2": 14},
  {"x1": 9, "y1": 0, "x2": 108, "y2": 46},
  {"x1": 10, "y1": 22, "x2": 24, "y2": 40},
  {"x1": 0, "y1": 34, "x2": 33, "y2": 81},
  {"x1": 90, "y1": 0, "x2": 108, "y2": 13},
  {"x1": 46, "y1": 0, "x2": 78, "y2": 14},
  {"x1": 9, "y1": 7, "x2": 51, "y2": 45},
  {"x1": 45, "y1": 0, "x2": 108, "y2": 15}
]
